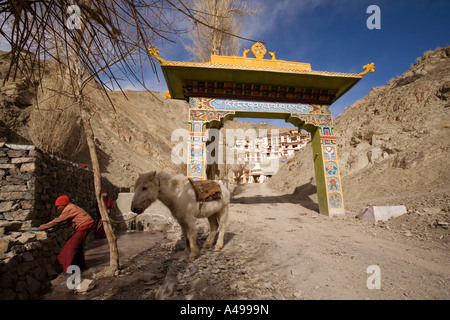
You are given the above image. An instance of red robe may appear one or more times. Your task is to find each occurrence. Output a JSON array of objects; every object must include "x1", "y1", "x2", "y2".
[
  {"x1": 95, "y1": 195, "x2": 114, "y2": 239},
  {"x1": 40, "y1": 203, "x2": 94, "y2": 273}
]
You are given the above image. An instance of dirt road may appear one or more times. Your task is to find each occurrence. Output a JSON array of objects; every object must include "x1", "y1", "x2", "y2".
[
  {"x1": 226, "y1": 184, "x2": 449, "y2": 300},
  {"x1": 41, "y1": 183, "x2": 449, "y2": 300}
]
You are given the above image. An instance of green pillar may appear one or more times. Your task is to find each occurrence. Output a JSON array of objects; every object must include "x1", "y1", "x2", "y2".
[
  {"x1": 187, "y1": 117, "x2": 207, "y2": 180},
  {"x1": 311, "y1": 126, "x2": 345, "y2": 216},
  {"x1": 187, "y1": 97, "x2": 234, "y2": 180},
  {"x1": 187, "y1": 98, "x2": 207, "y2": 180}
]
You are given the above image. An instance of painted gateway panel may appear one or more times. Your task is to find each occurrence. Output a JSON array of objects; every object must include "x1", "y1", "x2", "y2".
[{"x1": 149, "y1": 42, "x2": 374, "y2": 216}]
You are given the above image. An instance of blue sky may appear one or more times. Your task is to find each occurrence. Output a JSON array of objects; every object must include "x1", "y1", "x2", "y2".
[
  {"x1": 134, "y1": 0, "x2": 449, "y2": 128},
  {"x1": 2, "y1": 1, "x2": 446, "y2": 128}
]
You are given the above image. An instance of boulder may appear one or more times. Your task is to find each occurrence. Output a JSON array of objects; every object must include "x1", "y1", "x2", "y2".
[
  {"x1": 16, "y1": 232, "x2": 37, "y2": 245},
  {"x1": 75, "y1": 279, "x2": 96, "y2": 293},
  {"x1": 0, "y1": 237, "x2": 12, "y2": 253},
  {"x1": 0, "y1": 221, "x2": 22, "y2": 232}
]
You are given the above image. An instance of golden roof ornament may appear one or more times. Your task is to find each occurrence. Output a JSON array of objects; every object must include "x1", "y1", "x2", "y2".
[
  {"x1": 359, "y1": 62, "x2": 375, "y2": 76},
  {"x1": 243, "y1": 42, "x2": 276, "y2": 61},
  {"x1": 250, "y1": 42, "x2": 267, "y2": 60},
  {"x1": 148, "y1": 45, "x2": 165, "y2": 63}
]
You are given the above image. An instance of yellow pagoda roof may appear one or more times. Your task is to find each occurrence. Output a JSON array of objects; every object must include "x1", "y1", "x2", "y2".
[{"x1": 149, "y1": 42, "x2": 374, "y2": 105}]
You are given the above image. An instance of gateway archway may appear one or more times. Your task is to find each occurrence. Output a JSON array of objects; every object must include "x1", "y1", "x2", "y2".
[{"x1": 150, "y1": 42, "x2": 374, "y2": 216}]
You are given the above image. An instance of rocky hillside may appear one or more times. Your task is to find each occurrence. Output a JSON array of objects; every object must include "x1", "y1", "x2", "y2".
[
  {"x1": 0, "y1": 52, "x2": 190, "y2": 187},
  {"x1": 269, "y1": 46, "x2": 450, "y2": 214},
  {"x1": 0, "y1": 52, "x2": 287, "y2": 188}
]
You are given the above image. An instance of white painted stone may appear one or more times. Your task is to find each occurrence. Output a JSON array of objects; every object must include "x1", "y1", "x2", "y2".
[
  {"x1": 115, "y1": 193, "x2": 175, "y2": 231},
  {"x1": 136, "y1": 213, "x2": 174, "y2": 232},
  {"x1": 360, "y1": 205, "x2": 407, "y2": 223},
  {"x1": 115, "y1": 193, "x2": 134, "y2": 214}
]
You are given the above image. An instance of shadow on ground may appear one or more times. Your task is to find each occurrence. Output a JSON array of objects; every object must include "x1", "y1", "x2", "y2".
[{"x1": 231, "y1": 182, "x2": 319, "y2": 212}]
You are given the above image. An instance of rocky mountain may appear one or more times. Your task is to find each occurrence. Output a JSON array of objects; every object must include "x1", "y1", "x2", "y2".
[
  {"x1": 268, "y1": 46, "x2": 450, "y2": 214},
  {"x1": 0, "y1": 52, "x2": 288, "y2": 188},
  {"x1": 2, "y1": 45, "x2": 449, "y2": 210},
  {"x1": 0, "y1": 52, "x2": 190, "y2": 187}
]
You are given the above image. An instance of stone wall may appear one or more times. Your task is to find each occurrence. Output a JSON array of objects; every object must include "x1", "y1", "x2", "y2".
[{"x1": 0, "y1": 143, "x2": 117, "y2": 299}]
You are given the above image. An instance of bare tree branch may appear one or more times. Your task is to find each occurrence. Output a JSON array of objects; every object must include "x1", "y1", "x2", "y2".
[
  {"x1": 182, "y1": 0, "x2": 260, "y2": 62},
  {"x1": 0, "y1": 0, "x2": 263, "y2": 277}
]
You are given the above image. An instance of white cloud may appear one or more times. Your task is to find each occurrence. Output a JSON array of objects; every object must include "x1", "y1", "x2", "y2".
[{"x1": 242, "y1": 0, "x2": 330, "y2": 40}]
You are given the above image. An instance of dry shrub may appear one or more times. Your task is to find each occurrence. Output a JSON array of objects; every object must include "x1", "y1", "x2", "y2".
[{"x1": 29, "y1": 65, "x2": 86, "y2": 158}]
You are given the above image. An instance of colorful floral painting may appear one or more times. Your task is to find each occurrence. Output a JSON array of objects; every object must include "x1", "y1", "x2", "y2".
[
  {"x1": 323, "y1": 146, "x2": 336, "y2": 160},
  {"x1": 188, "y1": 161, "x2": 204, "y2": 177},
  {"x1": 328, "y1": 193, "x2": 342, "y2": 208},
  {"x1": 325, "y1": 161, "x2": 338, "y2": 176},
  {"x1": 190, "y1": 144, "x2": 203, "y2": 159},
  {"x1": 327, "y1": 177, "x2": 340, "y2": 191}
]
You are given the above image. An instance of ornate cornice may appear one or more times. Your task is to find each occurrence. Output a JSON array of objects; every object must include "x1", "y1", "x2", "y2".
[{"x1": 148, "y1": 43, "x2": 368, "y2": 79}]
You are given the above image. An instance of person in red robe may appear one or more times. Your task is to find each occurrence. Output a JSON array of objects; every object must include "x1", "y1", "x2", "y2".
[
  {"x1": 94, "y1": 190, "x2": 114, "y2": 239},
  {"x1": 39, "y1": 195, "x2": 94, "y2": 282}
]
